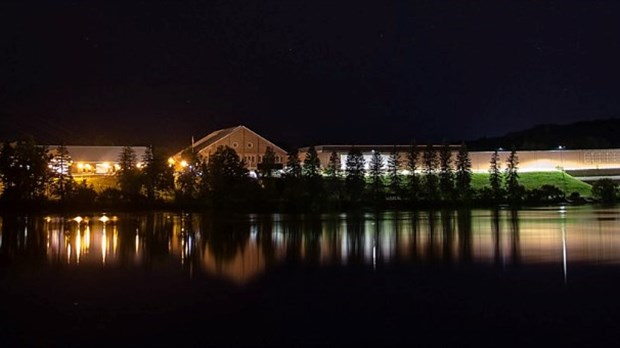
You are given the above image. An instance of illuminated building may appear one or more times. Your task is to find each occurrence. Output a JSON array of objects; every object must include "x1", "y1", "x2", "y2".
[
  {"x1": 48, "y1": 146, "x2": 148, "y2": 175},
  {"x1": 172, "y1": 125, "x2": 287, "y2": 171}
]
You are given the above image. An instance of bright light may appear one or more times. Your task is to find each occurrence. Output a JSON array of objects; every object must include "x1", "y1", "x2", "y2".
[
  {"x1": 136, "y1": 162, "x2": 143, "y2": 169},
  {"x1": 180, "y1": 160, "x2": 188, "y2": 168},
  {"x1": 77, "y1": 162, "x2": 84, "y2": 170},
  {"x1": 73, "y1": 216, "x2": 83, "y2": 223},
  {"x1": 100, "y1": 216, "x2": 110, "y2": 223},
  {"x1": 84, "y1": 164, "x2": 92, "y2": 170},
  {"x1": 114, "y1": 164, "x2": 121, "y2": 170},
  {"x1": 101, "y1": 162, "x2": 111, "y2": 169},
  {"x1": 168, "y1": 157, "x2": 175, "y2": 166}
]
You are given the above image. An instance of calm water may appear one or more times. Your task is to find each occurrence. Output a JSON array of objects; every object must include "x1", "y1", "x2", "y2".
[{"x1": 3, "y1": 206, "x2": 620, "y2": 346}]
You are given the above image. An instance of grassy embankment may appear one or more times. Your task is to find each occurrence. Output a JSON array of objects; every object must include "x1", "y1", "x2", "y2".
[
  {"x1": 77, "y1": 171, "x2": 593, "y2": 197},
  {"x1": 472, "y1": 171, "x2": 592, "y2": 197}
]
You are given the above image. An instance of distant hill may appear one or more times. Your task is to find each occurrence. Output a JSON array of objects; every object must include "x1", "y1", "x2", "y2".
[{"x1": 467, "y1": 118, "x2": 620, "y2": 150}]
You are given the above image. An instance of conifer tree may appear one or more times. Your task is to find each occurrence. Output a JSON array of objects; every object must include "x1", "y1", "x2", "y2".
[
  {"x1": 49, "y1": 144, "x2": 75, "y2": 201},
  {"x1": 505, "y1": 148, "x2": 521, "y2": 202},
  {"x1": 455, "y1": 143, "x2": 472, "y2": 200},
  {"x1": 117, "y1": 146, "x2": 142, "y2": 201},
  {"x1": 405, "y1": 143, "x2": 420, "y2": 201},
  {"x1": 176, "y1": 148, "x2": 201, "y2": 202},
  {"x1": 438, "y1": 144, "x2": 454, "y2": 200},
  {"x1": 368, "y1": 150, "x2": 385, "y2": 200},
  {"x1": 345, "y1": 147, "x2": 365, "y2": 202},
  {"x1": 260, "y1": 146, "x2": 277, "y2": 178},
  {"x1": 303, "y1": 145, "x2": 321, "y2": 178},
  {"x1": 324, "y1": 151, "x2": 343, "y2": 201},
  {"x1": 387, "y1": 147, "x2": 402, "y2": 198},
  {"x1": 422, "y1": 144, "x2": 439, "y2": 201},
  {"x1": 142, "y1": 145, "x2": 174, "y2": 201},
  {"x1": 489, "y1": 150, "x2": 503, "y2": 201},
  {"x1": 285, "y1": 148, "x2": 302, "y2": 178}
]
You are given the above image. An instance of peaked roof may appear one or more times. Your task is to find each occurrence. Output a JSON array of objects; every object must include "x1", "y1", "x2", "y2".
[
  {"x1": 176, "y1": 125, "x2": 286, "y2": 157},
  {"x1": 191, "y1": 126, "x2": 239, "y2": 153}
]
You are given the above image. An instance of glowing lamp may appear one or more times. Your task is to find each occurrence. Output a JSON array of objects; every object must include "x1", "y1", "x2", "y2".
[{"x1": 180, "y1": 160, "x2": 188, "y2": 168}]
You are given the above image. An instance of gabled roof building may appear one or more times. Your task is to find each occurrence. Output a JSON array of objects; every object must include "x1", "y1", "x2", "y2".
[{"x1": 173, "y1": 125, "x2": 287, "y2": 170}]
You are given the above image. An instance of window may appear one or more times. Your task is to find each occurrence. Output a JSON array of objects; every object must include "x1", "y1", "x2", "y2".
[
  {"x1": 247, "y1": 142, "x2": 254, "y2": 149},
  {"x1": 232, "y1": 142, "x2": 239, "y2": 148}
]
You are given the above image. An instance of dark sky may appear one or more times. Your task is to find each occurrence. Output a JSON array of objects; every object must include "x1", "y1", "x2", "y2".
[{"x1": 2, "y1": 1, "x2": 620, "y2": 151}]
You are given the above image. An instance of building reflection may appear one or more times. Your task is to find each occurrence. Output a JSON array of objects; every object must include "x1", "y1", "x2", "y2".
[{"x1": 2, "y1": 207, "x2": 620, "y2": 285}]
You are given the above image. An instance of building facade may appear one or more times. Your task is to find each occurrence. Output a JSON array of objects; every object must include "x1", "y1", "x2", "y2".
[
  {"x1": 172, "y1": 125, "x2": 288, "y2": 171},
  {"x1": 48, "y1": 145, "x2": 148, "y2": 176}
]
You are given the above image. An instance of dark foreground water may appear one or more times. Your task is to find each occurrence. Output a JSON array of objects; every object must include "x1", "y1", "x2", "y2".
[{"x1": 2, "y1": 206, "x2": 620, "y2": 346}]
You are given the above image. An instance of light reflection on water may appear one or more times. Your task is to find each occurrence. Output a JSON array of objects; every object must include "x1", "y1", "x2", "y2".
[{"x1": 3, "y1": 206, "x2": 620, "y2": 284}]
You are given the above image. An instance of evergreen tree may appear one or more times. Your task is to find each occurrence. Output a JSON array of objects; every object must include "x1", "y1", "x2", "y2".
[
  {"x1": 302, "y1": 145, "x2": 321, "y2": 178},
  {"x1": 489, "y1": 150, "x2": 503, "y2": 201},
  {"x1": 117, "y1": 146, "x2": 142, "y2": 201},
  {"x1": 0, "y1": 136, "x2": 51, "y2": 201},
  {"x1": 49, "y1": 144, "x2": 75, "y2": 201},
  {"x1": 422, "y1": 144, "x2": 439, "y2": 201},
  {"x1": 260, "y1": 146, "x2": 277, "y2": 178},
  {"x1": 206, "y1": 145, "x2": 249, "y2": 203},
  {"x1": 345, "y1": 147, "x2": 365, "y2": 202},
  {"x1": 142, "y1": 146, "x2": 175, "y2": 201},
  {"x1": 324, "y1": 151, "x2": 341, "y2": 178},
  {"x1": 176, "y1": 148, "x2": 201, "y2": 202},
  {"x1": 368, "y1": 150, "x2": 385, "y2": 200},
  {"x1": 285, "y1": 148, "x2": 302, "y2": 178},
  {"x1": 387, "y1": 147, "x2": 403, "y2": 198},
  {"x1": 455, "y1": 143, "x2": 472, "y2": 201},
  {"x1": 324, "y1": 151, "x2": 343, "y2": 201},
  {"x1": 405, "y1": 143, "x2": 420, "y2": 201},
  {"x1": 438, "y1": 144, "x2": 454, "y2": 200},
  {"x1": 505, "y1": 148, "x2": 522, "y2": 202}
]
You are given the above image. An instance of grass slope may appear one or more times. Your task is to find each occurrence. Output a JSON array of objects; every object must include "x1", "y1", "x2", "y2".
[
  {"x1": 74, "y1": 175, "x2": 117, "y2": 193},
  {"x1": 472, "y1": 171, "x2": 592, "y2": 197}
]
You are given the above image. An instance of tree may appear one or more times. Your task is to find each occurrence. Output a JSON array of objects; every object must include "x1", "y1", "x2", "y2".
[
  {"x1": 206, "y1": 145, "x2": 249, "y2": 203},
  {"x1": 489, "y1": 150, "x2": 503, "y2": 201},
  {"x1": 324, "y1": 151, "x2": 343, "y2": 201},
  {"x1": 302, "y1": 145, "x2": 321, "y2": 178},
  {"x1": 368, "y1": 150, "x2": 385, "y2": 200},
  {"x1": 49, "y1": 144, "x2": 75, "y2": 201},
  {"x1": 0, "y1": 136, "x2": 51, "y2": 202},
  {"x1": 505, "y1": 148, "x2": 522, "y2": 202},
  {"x1": 284, "y1": 148, "x2": 302, "y2": 178},
  {"x1": 422, "y1": 144, "x2": 439, "y2": 201},
  {"x1": 592, "y1": 178, "x2": 618, "y2": 203},
  {"x1": 405, "y1": 143, "x2": 420, "y2": 201},
  {"x1": 455, "y1": 143, "x2": 472, "y2": 201},
  {"x1": 142, "y1": 146, "x2": 175, "y2": 201},
  {"x1": 175, "y1": 148, "x2": 201, "y2": 202},
  {"x1": 117, "y1": 146, "x2": 142, "y2": 201},
  {"x1": 260, "y1": 146, "x2": 277, "y2": 178},
  {"x1": 438, "y1": 144, "x2": 454, "y2": 200},
  {"x1": 345, "y1": 147, "x2": 365, "y2": 202},
  {"x1": 387, "y1": 147, "x2": 403, "y2": 198}
]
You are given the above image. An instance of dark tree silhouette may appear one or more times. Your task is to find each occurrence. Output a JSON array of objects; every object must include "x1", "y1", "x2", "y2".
[
  {"x1": 302, "y1": 145, "x2": 321, "y2": 178},
  {"x1": 206, "y1": 145, "x2": 250, "y2": 204},
  {"x1": 176, "y1": 148, "x2": 201, "y2": 202},
  {"x1": 324, "y1": 151, "x2": 343, "y2": 202},
  {"x1": 345, "y1": 147, "x2": 365, "y2": 202},
  {"x1": 387, "y1": 147, "x2": 403, "y2": 198},
  {"x1": 592, "y1": 178, "x2": 618, "y2": 203},
  {"x1": 0, "y1": 136, "x2": 51, "y2": 202},
  {"x1": 260, "y1": 146, "x2": 277, "y2": 178},
  {"x1": 505, "y1": 148, "x2": 522, "y2": 202},
  {"x1": 368, "y1": 150, "x2": 385, "y2": 200},
  {"x1": 49, "y1": 144, "x2": 75, "y2": 201},
  {"x1": 455, "y1": 143, "x2": 472, "y2": 201},
  {"x1": 422, "y1": 144, "x2": 439, "y2": 201},
  {"x1": 117, "y1": 146, "x2": 142, "y2": 201},
  {"x1": 142, "y1": 146, "x2": 175, "y2": 201},
  {"x1": 489, "y1": 150, "x2": 503, "y2": 202},
  {"x1": 406, "y1": 143, "x2": 420, "y2": 201},
  {"x1": 438, "y1": 144, "x2": 454, "y2": 201},
  {"x1": 284, "y1": 148, "x2": 302, "y2": 178}
]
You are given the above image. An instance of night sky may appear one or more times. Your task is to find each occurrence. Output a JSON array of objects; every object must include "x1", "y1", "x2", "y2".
[{"x1": 2, "y1": 1, "x2": 620, "y2": 151}]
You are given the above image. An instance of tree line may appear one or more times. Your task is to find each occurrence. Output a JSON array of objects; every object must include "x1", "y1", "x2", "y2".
[{"x1": 0, "y1": 136, "x2": 611, "y2": 211}]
